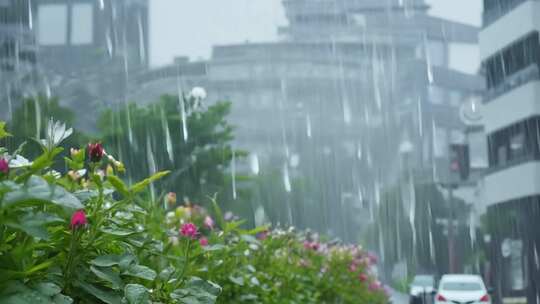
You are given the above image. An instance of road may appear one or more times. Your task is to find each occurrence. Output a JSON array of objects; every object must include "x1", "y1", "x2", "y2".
[{"x1": 389, "y1": 289, "x2": 409, "y2": 304}]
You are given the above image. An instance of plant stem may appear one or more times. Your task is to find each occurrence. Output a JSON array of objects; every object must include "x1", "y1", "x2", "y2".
[{"x1": 175, "y1": 238, "x2": 192, "y2": 288}]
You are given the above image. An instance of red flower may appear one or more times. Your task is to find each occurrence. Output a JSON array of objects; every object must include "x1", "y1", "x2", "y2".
[
  {"x1": 199, "y1": 237, "x2": 209, "y2": 247},
  {"x1": 0, "y1": 158, "x2": 8, "y2": 175},
  {"x1": 180, "y1": 223, "x2": 198, "y2": 239},
  {"x1": 359, "y1": 273, "x2": 368, "y2": 282},
  {"x1": 70, "y1": 210, "x2": 87, "y2": 230},
  {"x1": 87, "y1": 143, "x2": 104, "y2": 162}
]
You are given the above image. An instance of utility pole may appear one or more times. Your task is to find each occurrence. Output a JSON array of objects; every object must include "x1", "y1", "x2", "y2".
[{"x1": 447, "y1": 183, "x2": 457, "y2": 273}]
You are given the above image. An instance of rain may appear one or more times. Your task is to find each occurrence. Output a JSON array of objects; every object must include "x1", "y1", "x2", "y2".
[{"x1": 0, "y1": 0, "x2": 537, "y2": 303}]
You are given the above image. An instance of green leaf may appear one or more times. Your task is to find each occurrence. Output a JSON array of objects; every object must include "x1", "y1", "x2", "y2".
[
  {"x1": 107, "y1": 175, "x2": 130, "y2": 197},
  {"x1": 170, "y1": 277, "x2": 221, "y2": 304},
  {"x1": 240, "y1": 234, "x2": 260, "y2": 246},
  {"x1": 130, "y1": 171, "x2": 170, "y2": 194},
  {"x1": 101, "y1": 227, "x2": 135, "y2": 236},
  {"x1": 0, "y1": 121, "x2": 11, "y2": 139},
  {"x1": 90, "y1": 254, "x2": 134, "y2": 268},
  {"x1": 228, "y1": 276, "x2": 244, "y2": 286},
  {"x1": 52, "y1": 294, "x2": 73, "y2": 304},
  {"x1": 5, "y1": 212, "x2": 65, "y2": 240},
  {"x1": 124, "y1": 284, "x2": 149, "y2": 304},
  {"x1": 34, "y1": 282, "x2": 61, "y2": 297},
  {"x1": 202, "y1": 244, "x2": 226, "y2": 252},
  {"x1": 122, "y1": 264, "x2": 156, "y2": 281},
  {"x1": 76, "y1": 281, "x2": 122, "y2": 304},
  {"x1": 91, "y1": 266, "x2": 124, "y2": 290},
  {"x1": 2, "y1": 176, "x2": 83, "y2": 209}
]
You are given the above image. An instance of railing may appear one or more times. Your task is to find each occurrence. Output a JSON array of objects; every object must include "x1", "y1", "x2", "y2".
[
  {"x1": 483, "y1": 64, "x2": 540, "y2": 103},
  {"x1": 483, "y1": 0, "x2": 537, "y2": 27}
]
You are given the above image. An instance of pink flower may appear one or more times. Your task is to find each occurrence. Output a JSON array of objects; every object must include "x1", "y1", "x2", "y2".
[
  {"x1": 303, "y1": 241, "x2": 320, "y2": 251},
  {"x1": 70, "y1": 210, "x2": 87, "y2": 230},
  {"x1": 348, "y1": 262, "x2": 358, "y2": 272},
  {"x1": 256, "y1": 230, "x2": 269, "y2": 240},
  {"x1": 203, "y1": 216, "x2": 214, "y2": 230},
  {"x1": 180, "y1": 222, "x2": 198, "y2": 239},
  {"x1": 368, "y1": 252, "x2": 378, "y2": 265},
  {"x1": 199, "y1": 237, "x2": 209, "y2": 247},
  {"x1": 0, "y1": 158, "x2": 8, "y2": 175},
  {"x1": 359, "y1": 273, "x2": 368, "y2": 282},
  {"x1": 87, "y1": 142, "x2": 104, "y2": 162},
  {"x1": 369, "y1": 280, "x2": 382, "y2": 291}
]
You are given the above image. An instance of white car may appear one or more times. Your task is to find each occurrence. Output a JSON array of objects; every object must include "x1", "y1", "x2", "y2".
[{"x1": 434, "y1": 274, "x2": 492, "y2": 304}]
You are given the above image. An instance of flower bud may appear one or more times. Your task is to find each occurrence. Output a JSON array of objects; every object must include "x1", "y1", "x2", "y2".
[
  {"x1": 0, "y1": 158, "x2": 9, "y2": 175},
  {"x1": 87, "y1": 143, "x2": 104, "y2": 162},
  {"x1": 70, "y1": 210, "x2": 87, "y2": 230}
]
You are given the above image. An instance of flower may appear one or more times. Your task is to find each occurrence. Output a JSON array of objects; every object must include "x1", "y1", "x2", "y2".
[
  {"x1": 166, "y1": 192, "x2": 177, "y2": 206},
  {"x1": 190, "y1": 86, "x2": 207, "y2": 100},
  {"x1": 203, "y1": 216, "x2": 214, "y2": 230},
  {"x1": 70, "y1": 148, "x2": 80, "y2": 157},
  {"x1": 87, "y1": 142, "x2": 104, "y2": 162},
  {"x1": 70, "y1": 210, "x2": 87, "y2": 230},
  {"x1": 256, "y1": 230, "x2": 269, "y2": 240},
  {"x1": 224, "y1": 211, "x2": 234, "y2": 221},
  {"x1": 199, "y1": 237, "x2": 209, "y2": 247},
  {"x1": 0, "y1": 158, "x2": 9, "y2": 175},
  {"x1": 68, "y1": 170, "x2": 81, "y2": 181},
  {"x1": 359, "y1": 273, "x2": 368, "y2": 282},
  {"x1": 348, "y1": 262, "x2": 358, "y2": 273},
  {"x1": 180, "y1": 222, "x2": 198, "y2": 239},
  {"x1": 369, "y1": 280, "x2": 382, "y2": 291},
  {"x1": 304, "y1": 241, "x2": 320, "y2": 251}
]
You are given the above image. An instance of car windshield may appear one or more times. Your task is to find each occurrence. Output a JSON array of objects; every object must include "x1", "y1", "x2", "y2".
[
  {"x1": 413, "y1": 276, "x2": 434, "y2": 287},
  {"x1": 442, "y1": 282, "x2": 483, "y2": 291}
]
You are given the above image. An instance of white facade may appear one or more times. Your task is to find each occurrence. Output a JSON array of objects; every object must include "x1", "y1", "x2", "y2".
[{"x1": 481, "y1": 1, "x2": 540, "y2": 208}]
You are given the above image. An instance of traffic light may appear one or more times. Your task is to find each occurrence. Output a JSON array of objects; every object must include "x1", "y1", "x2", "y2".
[{"x1": 449, "y1": 144, "x2": 470, "y2": 181}]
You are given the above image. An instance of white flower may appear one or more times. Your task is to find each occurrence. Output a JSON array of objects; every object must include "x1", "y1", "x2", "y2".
[
  {"x1": 40, "y1": 118, "x2": 73, "y2": 151},
  {"x1": 190, "y1": 86, "x2": 207, "y2": 100}
]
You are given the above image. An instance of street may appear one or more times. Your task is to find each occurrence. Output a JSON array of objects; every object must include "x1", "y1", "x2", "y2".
[{"x1": 389, "y1": 289, "x2": 409, "y2": 304}]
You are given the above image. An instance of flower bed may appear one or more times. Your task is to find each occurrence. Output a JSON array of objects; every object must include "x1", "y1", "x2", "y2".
[{"x1": 0, "y1": 121, "x2": 388, "y2": 304}]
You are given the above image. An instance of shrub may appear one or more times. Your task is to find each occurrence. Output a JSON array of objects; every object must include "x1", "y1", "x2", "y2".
[{"x1": 0, "y1": 121, "x2": 388, "y2": 304}]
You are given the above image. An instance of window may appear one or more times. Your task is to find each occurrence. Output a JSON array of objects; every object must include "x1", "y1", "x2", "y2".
[
  {"x1": 38, "y1": 4, "x2": 68, "y2": 45},
  {"x1": 468, "y1": 131, "x2": 488, "y2": 169},
  {"x1": 442, "y1": 282, "x2": 482, "y2": 291},
  {"x1": 488, "y1": 117, "x2": 540, "y2": 169},
  {"x1": 71, "y1": 4, "x2": 94, "y2": 45},
  {"x1": 485, "y1": 31, "x2": 540, "y2": 89}
]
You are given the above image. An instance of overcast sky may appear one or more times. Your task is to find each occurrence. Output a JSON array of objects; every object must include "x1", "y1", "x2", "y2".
[{"x1": 149, "y1": 0, "x2": 482, "y2": 67}]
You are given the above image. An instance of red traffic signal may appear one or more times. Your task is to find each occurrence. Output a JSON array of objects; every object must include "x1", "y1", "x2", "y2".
[{"x1": 449, "y1": 144, "x2": 470, "y2": 181}]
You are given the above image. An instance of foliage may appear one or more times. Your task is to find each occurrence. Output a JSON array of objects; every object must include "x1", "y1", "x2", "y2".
[
  {"x1": 0, "y1": 121, "x2": 389, "y2": 303},
  {"x1": 97, "y1": 94, "x2": 245, "y2": 212},
  {"x1": 2, "y1": 96, "x2": 88, "y2": 167}
]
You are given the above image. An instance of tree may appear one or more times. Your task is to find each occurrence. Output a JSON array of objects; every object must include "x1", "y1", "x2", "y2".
[{"x1": 98, "y1": 94, "x2": 245, "y2": 212}]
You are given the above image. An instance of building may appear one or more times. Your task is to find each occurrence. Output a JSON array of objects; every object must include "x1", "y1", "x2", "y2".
[
  {"x1": 125, "y1": 0, "x2": 484, "y2": 257},
  {"x1": 0, "y1": 0, "x2": 150, "y2": 129},
  {"x1": 0, "y1": 0, "x2": 38, "y2": 121},
  {"x1": 481, "y1": 0, "x2": 540, "y2": 303}
]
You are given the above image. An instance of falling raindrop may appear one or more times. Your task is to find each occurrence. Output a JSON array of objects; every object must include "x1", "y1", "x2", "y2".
[
  {"x1": 161, "y1": 107, "x2": 174, "y2": 162},
  {"x1": 283, "y1": 164, "x2": 291, "y2": 193},
  {"x1": 306, "y1": 115, "x2": 312, "y2": 138},
  {"x1": 249, "y1": 153, "x2": 260, "y2": 175},
  {"x1": 231, "y1": 149, "x2": 237, "y2": 200}
]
